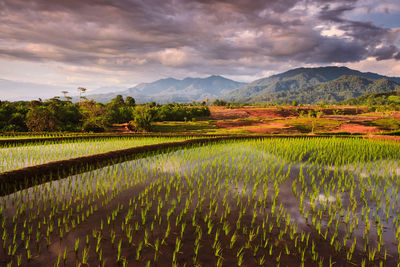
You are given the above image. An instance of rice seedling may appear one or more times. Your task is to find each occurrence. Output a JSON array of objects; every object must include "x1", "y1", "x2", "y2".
[
  {"x1": 0, "y1": 136, "x2": 192, "y2": 172},
  {"x1": 0, "y1": 137, "x2": 399, "y2": 266}
]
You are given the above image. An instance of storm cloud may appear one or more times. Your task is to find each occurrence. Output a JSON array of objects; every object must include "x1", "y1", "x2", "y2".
[{"x1": 0, "y1": 0, "x2": 399, "y2": 86}]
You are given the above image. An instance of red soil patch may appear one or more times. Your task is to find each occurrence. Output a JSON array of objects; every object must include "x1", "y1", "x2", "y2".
[
  {"x1": 331, "y1": 123, "x2": 380, "y2": 134},
  {"x1": 392, "y1": 112, "x2": 400, "y2": 119},
  {"x1": 214, "y1": 120, "x2": 261, "y2": 128},
  {"x1": 209, "y1": 107, "x2": 250, "y2": 119},
  {"x1": 245, "y1": 108, "x2": 297, "y2": 118},
  {"x1": 210, "y1": 106, "x2": 396, "y2": 135},
  {"x1": 210, "y1": 106, "x2": 366, "y2": 121},
  {"x1": 317, "y1": 107, "x2": 367, "y2": 115},
  {"x1": 246, "y1": 122, "x2": 292, "y2": 134},
  {"x1": 324, "y1": 115, "x2": 382, "y2": 122},
  {"x1": 214, "y1": 119, "x2": 293, "y2": 134},
  {"x1": 209, "y1": 106, "x2": 297, "y2": 120}
]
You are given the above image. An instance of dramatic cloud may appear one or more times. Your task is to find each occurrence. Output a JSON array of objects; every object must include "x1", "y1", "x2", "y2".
[{"x1": 0, "y1": 0, "x2": 399, "y2": 90}]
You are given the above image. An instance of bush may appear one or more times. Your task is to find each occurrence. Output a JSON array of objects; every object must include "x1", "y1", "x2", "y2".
[
  {"x1": 155, "y1": 104, "x2": 210, "y2": 121},
  {"x1": 26, "y1": 106, "x2": 58, "y2": 132},
  {"x1": 82, "y1": 118, "x2": 107, "y2": 132},
  {"x1": 130, "y1": 106, "x2": 158, "y2": 132},
  {"x1": 212, "y1": 99, "x2": 227, "y2": 106}
]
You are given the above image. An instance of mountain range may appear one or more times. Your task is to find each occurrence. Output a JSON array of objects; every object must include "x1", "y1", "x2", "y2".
[
  {"x1": 223, "y1": 66, "x2": 400, "y2": 104},
  {"x1": 86, "y1": 75, "x2": 246, "y2": 103},
  {"x1": 2, "y1": 66, "x2": 400, "y2": 104},
  {"x1": 88, "y1": 66, "x2": 400, "y2": 104},
  {"x1": 249, "y1": 75, "x2": 400, "y2": 104}
]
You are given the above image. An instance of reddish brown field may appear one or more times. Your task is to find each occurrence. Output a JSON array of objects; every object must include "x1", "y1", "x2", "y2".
[
  {"x1": 210, "y1": 106, "x2": 297, "y2": 120},
  {"x1": 330, "y1": 123, "x2": 379, "y2": 134},
  {"x1": 208, "y1": 106, "x2": 400, "y2": 137}
]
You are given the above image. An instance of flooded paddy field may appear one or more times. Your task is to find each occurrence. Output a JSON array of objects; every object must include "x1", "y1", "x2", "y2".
[
  {"x1": 1, "y1": 137, "x2": 399, "y2": 266},
  {"x1": 0, "y1": 136, "x2": 191, "y2": 173}
]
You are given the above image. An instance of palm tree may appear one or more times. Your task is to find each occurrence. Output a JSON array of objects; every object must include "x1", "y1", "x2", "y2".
[
  {"x1": 78, "y1": 87, "x2": 87, "y2": 101},
  {"x1": 61, "y1": 90, "x2": 69, "y2": 100}
]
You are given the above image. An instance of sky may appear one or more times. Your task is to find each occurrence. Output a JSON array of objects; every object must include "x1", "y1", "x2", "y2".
[{"x1": 0, "y1": 0, "x2": 399, "y2": 97}]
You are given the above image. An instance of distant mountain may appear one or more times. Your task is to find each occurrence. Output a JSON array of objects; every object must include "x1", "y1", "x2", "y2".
[
  {"x1": 223, "y1": 66, "x2": 400, "y2": 103},
  {"x1": 90, "y1": 85, "x2": 127, "y2": 94},
  {"x1": 252, "y1": 75, "x2": 400, "y2": 104},
  {"x1": 86, "y1": 75, "x2": 247, "y2": 103},
  {"x1": 0, "y1": 78, "x2": 69, "y2": 101}
]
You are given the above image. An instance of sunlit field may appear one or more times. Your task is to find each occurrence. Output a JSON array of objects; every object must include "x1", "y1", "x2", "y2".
[
  {"x1": 0, "y1": 137, "x2": 191, "y2": 173},
  {"x1": 1, "y1": 137, "x2": 400, "y2": 266}
]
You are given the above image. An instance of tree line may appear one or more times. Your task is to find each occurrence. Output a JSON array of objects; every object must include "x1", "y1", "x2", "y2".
[{"x1": 0, "y1": 95, "x2": 210, "y2": 132}]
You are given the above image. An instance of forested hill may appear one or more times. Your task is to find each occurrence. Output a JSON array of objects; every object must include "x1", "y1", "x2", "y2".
[
  {"x1": 223, "y1": 66, "x2": 400, "y2": 104},
  {"x1": 252, "y1": 75, "x2": 400, "y2": 104},
  {"x1": 343, "y1": 90, "x2": 400, "y2": 106}
]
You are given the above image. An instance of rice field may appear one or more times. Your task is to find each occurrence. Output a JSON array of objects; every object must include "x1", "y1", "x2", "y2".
[
  {"x1": 0, "y1": 134, "x2": 76, "y2": 139},
  {"x1": 1, "y1": 137, "x2": 400, "y2": 266},
  {"x1": 0, "y1": 137, "x2": 191, "y2": 172}
]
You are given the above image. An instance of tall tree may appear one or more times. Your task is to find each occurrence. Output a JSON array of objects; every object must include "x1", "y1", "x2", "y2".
[
  {"x1": 26, "y1": 106, "x2": 57, "y2": 132},
  {"x1": 77, "y1": 87, "x2": 87, "y2": 101},
  {"x1": 126, "y1": 96, "x2": 136, "y2": 107},
  {"x1": 79, "y1": 100, "x2": 109, "y2": 132},
  {"x1": 61, "y1": 90, "x2": 69, "y2": 101}
]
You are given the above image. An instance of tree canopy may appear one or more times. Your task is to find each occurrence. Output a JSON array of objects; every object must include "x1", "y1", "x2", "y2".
[{"x1": 0, "y1": 95, "x2": 210, "y2": 132}]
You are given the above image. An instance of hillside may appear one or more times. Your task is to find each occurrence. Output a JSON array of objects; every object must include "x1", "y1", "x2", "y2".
[
  {"x1": 252, "y1": 75, "x2": 400, "y2": 104},
  {"x1": 223, "y1": 66, "x2": 400, "y2": 103},
  {"x1": 87, "y1": 75, "x2": 246, "y2": 103},
  {"x1": 344, "y1": 90, "x2": 400, "y2": 106}
]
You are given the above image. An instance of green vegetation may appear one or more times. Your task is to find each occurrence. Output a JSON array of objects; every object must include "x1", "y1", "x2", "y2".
[
  {"x1": 344, "y1": 90, "x2": 400, "y2": 111},
  {"x1": 0, "y1": 133, "x2": 78, "y2": 139},
  {"x1": 366, "y1": 118, "x2": 400, "y2": 131},
  {"x1": 0, "y1": 136, "x2": 191, "y2": 172},
  {"x1": 152, "y1": 120, "x2": 252, "y2": 135},
  {"x1": 1, "y1": 137, "x2": 400, "y2": 266},
  {"x1": 152, "y1": 120, "x2": 218, "y2": 133},
  {"x1": 278, "y1": 117, "x2": 342, "y2": 133},
  {"x1": 254, "y1": 76, "x2": 400, "y2": 105},
  {"x1": 131, "y1": 103, "x2": 210, "y2": 132},
  {"x1": 224, "y1": 66, "x2": 400, "y2": 105},
  {"x1": 212, "y1": 99, "x2": 246, "y2": 109},
  {"x1": 0, "y1": 95, "x2": 210, "y2": 133}
]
